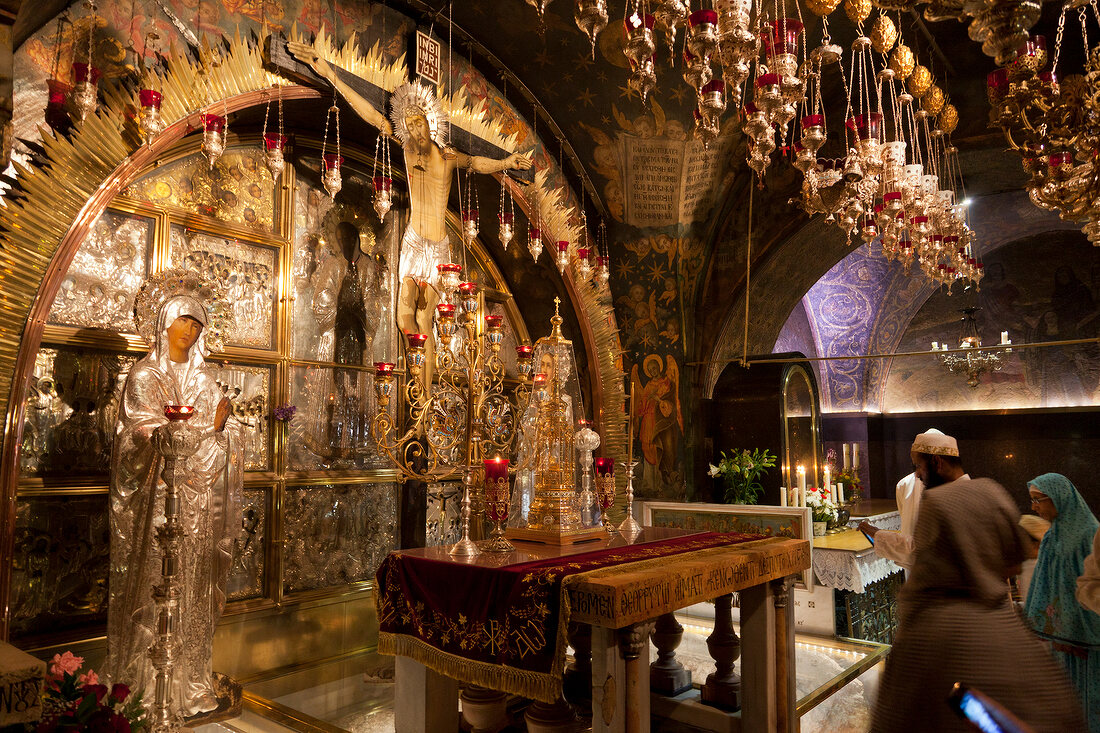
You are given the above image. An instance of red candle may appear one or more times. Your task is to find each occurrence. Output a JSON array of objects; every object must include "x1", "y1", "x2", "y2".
[
  {"x1": 516, "y1": 344, "x2": 533, "y2": 359},
  {"x1": 407, "y1": 333, "x2": 428, "y2": 348},
  {"x1": 533, "y1": 373, "x2": 548, "y2": 386},
  {"x1": 436, "y1": 303, "x2": 456, "y2": 318},
  {"x1": 484, "y1": 456, "x2": 509, "y2": 482},
  {"x1": 595, "y1": 457, "x2": 614, "y2": 476},
  {"x1": 374, "y1": 362, "x2": 395, "y2": 376},
  {"x1": 458, "y1": 281, "x2": 479, "y2": 295},
  {"x1": 486, "y1": 315, "x2": 503, "y2": 329},
  {"x1": 200, "y1": 112, "x2": 225, "y2": 132},
  {"x1": 556, "y1": 241, "x2": 570, "y2": 253}
]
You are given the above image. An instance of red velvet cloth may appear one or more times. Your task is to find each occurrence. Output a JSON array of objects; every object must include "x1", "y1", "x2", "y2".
[{"x1": 375, "y1": 531, "x2": 765, "y2": 699}]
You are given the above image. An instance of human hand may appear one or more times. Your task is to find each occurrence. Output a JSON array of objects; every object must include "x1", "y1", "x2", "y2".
[
  {"x1": 287, "y1": 41, "x2": 332, "y2": 80},
  {"x1": 506, "y1": 152, "x2": 534, "y2": 171},
  {"x1": 214, "y1": 397, "x2": 232, "y2": 432}
]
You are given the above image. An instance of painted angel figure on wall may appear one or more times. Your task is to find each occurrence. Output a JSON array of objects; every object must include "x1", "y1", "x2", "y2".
[
  {"x1": 285, "y1": 39, "x2": 533, "y2": 378},
  {"x1": 105, "y1": 270, "x2": 243, "y2": 717},
  {"x1": 631, "y1": 354, "x2": 683, "y2": 491}
]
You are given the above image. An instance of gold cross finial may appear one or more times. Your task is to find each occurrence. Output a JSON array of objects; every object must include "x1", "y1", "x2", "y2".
[{"x1": 553, "y1": 296, "x2": 561, "y2": 315}]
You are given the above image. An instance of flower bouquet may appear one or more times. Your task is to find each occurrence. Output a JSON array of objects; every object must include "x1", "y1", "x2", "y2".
[
  {"x1": 805, "y1": 487, "x2": 839, "y2": 535},
  {"x1": 708, "y1": 448, "x2": 777, "y2": 505},
  {"x1": 37, "y1": 651, "x2": 148, "y2": 732}
]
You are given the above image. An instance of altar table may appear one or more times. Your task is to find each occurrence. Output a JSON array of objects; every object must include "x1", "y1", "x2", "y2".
[{"x1": 376, "y1": 527, "x2": 810, "y2": 733}]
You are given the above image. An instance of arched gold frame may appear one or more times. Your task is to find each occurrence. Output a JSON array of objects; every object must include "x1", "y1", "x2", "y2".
[{"x1": 0, "y1": 34, "x2": 626, "y2": 639}]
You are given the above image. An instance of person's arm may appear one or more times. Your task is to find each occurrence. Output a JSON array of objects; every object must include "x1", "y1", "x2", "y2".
[
  {"x1": 456, "y1": 150, "x2": 534, "y2": 175},
  {"x1": 287, "y1": 41, "x2": 393, "y2": 136},
  {"x1": 873, "y1": 529, "x2": 915, "y2": 569},
  {"x1": 1077, "y1": 527, "x2": 1100, "y2": 614}
]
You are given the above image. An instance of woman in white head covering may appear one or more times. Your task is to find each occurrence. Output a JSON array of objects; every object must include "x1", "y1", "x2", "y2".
[{"x1": 106, "y1": 276, "x2": 244, "y2": 717}]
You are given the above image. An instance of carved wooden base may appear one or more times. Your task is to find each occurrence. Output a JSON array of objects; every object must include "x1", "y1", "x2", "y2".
[
  {"x1": 649, "y1": 612, "x2": 692, "y2": 697},
  {"x1": 563, "y1": 622, "x2": 593, "y2": 711},
  {"x1": 460, "y1": 685, "x2": 509, "y2": 733},
  {"x1": 700, "y1": 594, "x2": 742, "y2": 712},
  {"x1": 524, "y1": 696, "x2": 576, "y2": 733}
]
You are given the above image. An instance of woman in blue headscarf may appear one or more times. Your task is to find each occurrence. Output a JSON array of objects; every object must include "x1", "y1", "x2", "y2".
[{"x1": 1026, "y1": 472, "x2": 1100, "y2": 732}]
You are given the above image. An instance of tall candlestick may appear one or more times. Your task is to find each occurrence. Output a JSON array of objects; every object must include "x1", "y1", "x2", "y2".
[{"x1": 629, "y1": 391, "x2": 638, "y2": 471}]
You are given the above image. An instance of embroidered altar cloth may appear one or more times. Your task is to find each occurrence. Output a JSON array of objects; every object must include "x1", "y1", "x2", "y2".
[{"x1": 376, "y1": 528, "x2": 767, "y2": 703}]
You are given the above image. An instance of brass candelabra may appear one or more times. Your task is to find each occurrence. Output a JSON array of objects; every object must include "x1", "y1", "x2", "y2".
[{"x1": 372, "y1": 265, "x2": 532, "y2": 557}]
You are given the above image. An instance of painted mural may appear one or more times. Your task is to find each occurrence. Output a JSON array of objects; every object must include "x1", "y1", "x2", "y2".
[
  {"x1": 882, "y1": 233, "x2": 1100, "y2": 411},
  {"x1": 614, "y1": 233, "x2": 705, "y2": 500}
]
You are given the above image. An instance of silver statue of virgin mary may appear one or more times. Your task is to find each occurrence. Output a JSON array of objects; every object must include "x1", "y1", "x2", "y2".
[{"x1": 105, "y1": 269, "x2": 243, "y2": 717}]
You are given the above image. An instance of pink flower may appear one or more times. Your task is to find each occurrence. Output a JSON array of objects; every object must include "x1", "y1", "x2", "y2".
[
  {"x1": 78, "y1": 669, "x2": 99, "y2": 686},
  {"x1": 48, "y1": 651, "x2": 83, "y2": 678}
]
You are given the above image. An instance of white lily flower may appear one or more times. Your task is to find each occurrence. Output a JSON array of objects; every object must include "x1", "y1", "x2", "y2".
[{"x1": 708, "y1": 463, "x2": 721, "y2": 477}]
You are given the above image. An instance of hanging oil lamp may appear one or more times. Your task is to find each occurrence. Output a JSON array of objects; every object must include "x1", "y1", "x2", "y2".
[
  {"x1": 372, "y1": 133, "x2": 393, "y2": 220},
  {"x1": 574, "y1": 0, "x2": 608, "y2": 59},
  {"x1": 462, "y1": 169, "x2": 480, "y2": 242},
  {"x1": 556, "y1": 241, "x2": 570, "y2": 273},
  {"x1": 261, "y1": 85, "x2": 286, "y2": 180},
  {"x1": 70, "y1": 0, "x2": 99, "y2": 124},
  {"x1": 138, "y1": 89, "x2": 165, "y2": 141},
  {"x1": 575, "y1": 247, "x2": 592, "y2": 281},
  {"x1": 499, "y1": 173, "x2": 515, "y2": 249},
  {"x1": 529, "y1": 223, "x2": 544, "y2": 261},
  {"x1": 321, "y1": 104, "x2": 342, "y2": 198},
  {"x1": 44, "y1": 15, "x2": 72, "y2": 132},
  {"x1": 200, "y1": 112, "x2": 226, "y2": 168}
]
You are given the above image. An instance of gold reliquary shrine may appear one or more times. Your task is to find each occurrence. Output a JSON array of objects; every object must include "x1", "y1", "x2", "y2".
[{"x1": 507, "y1": 302, "x2": 606, "y2": 546}]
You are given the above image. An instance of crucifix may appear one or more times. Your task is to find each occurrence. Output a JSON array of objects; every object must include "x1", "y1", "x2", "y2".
[{"x1": 265, "y1": 34, "x2": 534, "y2": 371}]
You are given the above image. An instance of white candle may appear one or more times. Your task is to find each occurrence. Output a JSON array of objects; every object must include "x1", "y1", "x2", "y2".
[
  {"x1": 838, "y1": 482, "x2": 845, "y2": 504},
  {"x1": 780, "y1": 486, "x2": 788, "y2": 507},
  {"x1": 852, "y1": 443, "x2": 860, "y2": 470},
  {"x1": 932, "y1": 341, "x2": 939, "y2": 351},
  {"x1": 830, "y1": 483, "x2": 838, "y2": 505},
  {"x1": 842, "y1": 445, "x2": 850, "y2": 470},
  {"x1": 823, "y1": 466, "x2": 831, "y2": 495},
  {"x1": 797, "y1": 465, "x2": 806, "y2": 495},
  {"x1": 1001, "y1": 330, "x2": 1010, "y2": 345}
]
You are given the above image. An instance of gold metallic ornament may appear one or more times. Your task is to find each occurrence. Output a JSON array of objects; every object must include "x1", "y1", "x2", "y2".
[
  {"x1": 889, "y1": 44, "x2": 915, "y2": 78},
  {"x1": 870, "y1": 15, "x2": 898, "y2": 53},
  {"x1": 921, "y1": 84, "x2": 945, "y2": 114},
  {"x1": 871, "y1": 0, "x2": 915, "y2": 9},
  {"x1": 908, "y1": 65, "x2": 932, "y2": 97},
  {"x1": 845, "y1": 0, "x2": 872, "y2": 25},
  {"x1": 938, "y1": 103, "x2": 959, "y2": 134},
  {"x1": 805, "y1": 0, "x2": 842, "y2": 16}
]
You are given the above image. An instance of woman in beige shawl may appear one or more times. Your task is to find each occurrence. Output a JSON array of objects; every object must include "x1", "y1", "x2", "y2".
[{"x1": 872, "y1": 477, "x2": 1084, "y2": 732}]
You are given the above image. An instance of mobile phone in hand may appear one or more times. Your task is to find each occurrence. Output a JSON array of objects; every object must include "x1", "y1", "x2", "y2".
[
  {"x1": 860, "y1": 528, "x2": 875, "y2": 546},
  {"x1": 948, "y1": 682, "x2": 1035, "y2": 733}
]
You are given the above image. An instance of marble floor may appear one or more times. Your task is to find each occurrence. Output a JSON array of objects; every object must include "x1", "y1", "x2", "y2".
[{"x1": 195, "y1": 624, "x2": 883, "y2": 733}]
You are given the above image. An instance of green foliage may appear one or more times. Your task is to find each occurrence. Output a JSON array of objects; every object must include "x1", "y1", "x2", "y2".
[{"x1": 709, "y1": 448, "x2": 778, "y2": 505}]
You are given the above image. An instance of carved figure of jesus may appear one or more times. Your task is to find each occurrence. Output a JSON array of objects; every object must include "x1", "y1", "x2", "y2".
[{"x1": 287, "y1": 42, "x2": 533, "y2": 353}]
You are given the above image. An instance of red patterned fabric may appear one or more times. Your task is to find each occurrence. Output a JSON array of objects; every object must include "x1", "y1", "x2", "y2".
[{"x1": 375, "y1": 531, "x2": 765, "y2": 702}]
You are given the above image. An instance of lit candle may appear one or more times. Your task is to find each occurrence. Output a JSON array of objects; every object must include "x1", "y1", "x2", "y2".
[
  {"x1": 780, "y1": 486, "x2": 788, "y2": 507},
  {"x1": 626, "y1": 391, "x2": 634, "y2": 471},
  {"x1": 932, "y1": 341, "x2": 939, "y2": 350},
  {"x1": 797, "y1": 465, "x2": 806, "y2": 496},
  {"x1": 842, "y1": 444, "x2": 850, "y2": 470},
  {"x1": 516, "y1": 344, "x2": 533, "y2": 359},
  {"x1": 595, "y1": 457, "x2": 614, "y2": 476},
  {"x1": 374, "y1": 362, "x2": 395, "y2": 376},
  {"x1": 407, "y1": 333, "x2": 428, "y2": 348},
  {"x1": 1001, "y1": 330, "x2": 1010, "y2": 345},
  {"x1": 486, "y1": 315, "x2": 504, "y2": 329},
  {"x1": 823, "y1": 466, "x2": 831, "y2": 495},
  {"x1": 484, "y1": 456, "x2": 509, "y2": 482},
  {"x1": 852, "y1": 443, "x2": 860, "y2": 470}
]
